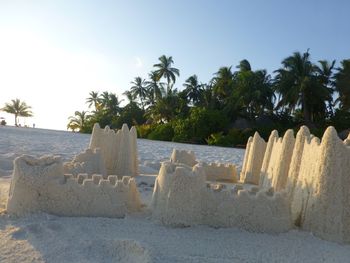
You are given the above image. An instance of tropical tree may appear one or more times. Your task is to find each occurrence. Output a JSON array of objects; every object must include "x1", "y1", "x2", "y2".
[
  {"x1": 1, "y1": 98, "x2": 33, "y2": 126},
  {"x1": 145, "y1": 71, "x2": 164, "y2": 104},
  {"x1": 153, "y1": 55, "x2": 180, "y2": 93},
  {"x1": 211, "y1": 66, "x2": 235, "y2": 101},
  {"x1": 67, "y1": 111, "x2": 90, "y2": 132},
  {"x1": 334, "y1": 59, "x2": 350, "y2": 110},
  {"x1": 123, "y1": 90, "x2": 136, "y2": 104},
  {"x1": 86, "y1": 91, "x2": 101, "y2": 111},
  {"x1": 105, "y1": 93, "x2": 123, "y2": 115},
  {"x1": 314, "y1": 60, "x2": 336, "y2": 117},
  {"x1": 130, "y1": 77, "x2": 148, "y2": 109},
  {"x1": 233, "y1": 60, "x2": 274, "y2": 119},
  {"x1": 183, "y1": 75, "x2": 203, "y2": 106},
  {"x1": 273, "y1": 50, "x2": 330, "y2": 123}
]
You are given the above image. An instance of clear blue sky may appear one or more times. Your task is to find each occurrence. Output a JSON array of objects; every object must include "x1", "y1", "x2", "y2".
[{"x1": 0, "y1": 0, "x2": 349, "y2": 130}]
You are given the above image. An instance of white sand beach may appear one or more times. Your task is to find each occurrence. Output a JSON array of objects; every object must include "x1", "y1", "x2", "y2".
[{"x1": 1, "y1": 126, "x2": 349, "y2": 262}]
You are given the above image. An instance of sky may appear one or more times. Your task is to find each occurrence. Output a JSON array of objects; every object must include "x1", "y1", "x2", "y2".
[{"x1": 0, "y1": 0, "x2": 349, "y2": 130}]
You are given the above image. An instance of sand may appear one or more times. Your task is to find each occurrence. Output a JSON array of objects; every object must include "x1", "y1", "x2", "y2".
[{"x1": 0, "y1": 126, "x2": 350, "y2": 262}]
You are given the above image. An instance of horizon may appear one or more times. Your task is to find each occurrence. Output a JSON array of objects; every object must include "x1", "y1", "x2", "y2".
[{"x1": 0, "y1": 0, "x2": 349, "y2": 130}]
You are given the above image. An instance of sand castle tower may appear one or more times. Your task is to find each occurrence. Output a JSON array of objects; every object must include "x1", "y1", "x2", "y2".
[
  {"x1": 89, "y1": 123, "x2": 138, "y2": 176},
  {"x1": 291, "y1": 127, "x2": 350, "y2": 243},
  {"x1": 240, "y1": 132, "x2": 267, "y2": 184}
]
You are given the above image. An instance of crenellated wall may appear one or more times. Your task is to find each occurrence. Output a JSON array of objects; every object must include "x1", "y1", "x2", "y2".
[
  {"x1": 238, "y1": 126, "x2": 350, "y2": 243},
  {"x1": 202, "y1": 162, "x2": 237, "y2": 183},
  {"x1": 151, "y1": 161, "x2": 292, "y2": 233},
  {"x1": 89, "y1": 123, "x2": 138, "y2": 176},
  {"x1": 169, "y1": 149, "x2": 237, "y2": 182},
  {"x1": 288, "y1": 127, "x2": 350, "y2": 243},
  {"x1": 6, "y1": 155, "x2": 141, "y2": 217}
]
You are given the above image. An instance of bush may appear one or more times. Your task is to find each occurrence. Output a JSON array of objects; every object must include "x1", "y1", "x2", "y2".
[
  {"x1": 172, "y1": 118, "x2": 193, "y2": 142},
  {"x1": 207, "y1": 128, "x2": 254, "y2": 147},
  {"x1": 136, "y1": 124, "x2": 153, "y2": 138},
  {"x1": 147, "y1": 123, "x2": 174, "y2": 141},
  {"x1": 172, "y1": 108, "x2": 229, "y2": 144}
]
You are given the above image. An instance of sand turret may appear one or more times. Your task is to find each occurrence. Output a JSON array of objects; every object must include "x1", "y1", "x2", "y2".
[{"x1": 89, "y1": 123, "x2": 138, "y2": 176}]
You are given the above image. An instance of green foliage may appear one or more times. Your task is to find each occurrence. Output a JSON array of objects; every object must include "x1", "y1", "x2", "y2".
[
  {"x1": 113, "y1": 103, "x2": 145, "y2": 129},
  {"x1": 330, "y1": 109, "x2": 350, "y2": 131},
  {"x1": 207, "y1": 128, "x2": 255, "y2": 147},
  {"x1": 136, "y1": 124, "x2": 153, "y2": 138},
  {"x1": 172, "y1": 108, "x2": 229, "y2": 143},
  {"x1": 147, "y1": 123, "x2": 174, "y2": 141},
  {"x1": 69, "y1": 52, "x2": 350, "y2": 147}
]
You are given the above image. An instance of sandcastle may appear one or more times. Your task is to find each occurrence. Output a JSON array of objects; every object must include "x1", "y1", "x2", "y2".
[
  {"x1": 89, "y1": 123, "x2": 138, "y2": 176},
  {"x1": 151, "y1": 161, "x2": 291, "y2": 232},
  {"x1": 152, "y1": 127, "x2": 350, "y2": 243},
  {"x1": 239, "y1": 126, "x2": 350, "y2": 243},
  {"x1": 6, "y1": 121, "x2": 350, "y2": 244},
  {"x1": 63, "y1": 148, "x2": 107, "y2": 178},
  {"x1": 169, "y1": 149, "x2": 238, "y2": 183},
  {"x1": 7, "y1": 123, "x2": 141, "y2": 218},
  {"x1": 7, "y1": 155, "x2": 141, "y2": 217}
]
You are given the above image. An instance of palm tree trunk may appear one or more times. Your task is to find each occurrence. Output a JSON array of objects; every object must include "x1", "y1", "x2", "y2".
[
  {"x1": 302, "y1": 92, "x2": 311, "y2": 124},
  {"x1": 14, "y1": 114, "x2": 18, "y2": 126}
]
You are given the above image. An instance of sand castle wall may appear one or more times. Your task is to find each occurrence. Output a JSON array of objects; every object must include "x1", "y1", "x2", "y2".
[
  {"x1": 170, "y1": 149, "x2": 197, "y2": 167},
  {"x1": 7, "y1": 155, "x2": 141, "y2": 217},
  {"x1": 239, "y1": 126, "x2": 350, "y2": 243},
  {"x1": 89, "y1": 123, "x2": 138, "y2": 176},
  {"x1": 288, "y1": 127, "x2": 350, "y2": 243},
  {"x1": 170, "y1": 149, "x2": 237, "y2": 182},
  {"x1": 202, "y1": 162, "x2": 237, "y2": 182},
  {"x1": 240, "y1": 132, "x2": 266, "y2": 184},
  {"x1": 63, "y1": 148, "x2": 107, "y2": 178},
  {"x1": 151, "y1": 161, "x2": 291, "y2": 233},
  {"x1": 259, "y1": 129, "x2": 295, "y2": 191}
]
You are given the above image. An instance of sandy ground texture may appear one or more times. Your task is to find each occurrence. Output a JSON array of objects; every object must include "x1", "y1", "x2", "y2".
[{"x1": 1, "y1": 126, "x2": 350, "y2": 262}]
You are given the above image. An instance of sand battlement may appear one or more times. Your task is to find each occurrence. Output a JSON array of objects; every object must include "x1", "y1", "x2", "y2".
[
  {"x1": 7, "y1": 155, "x2": 141, "y2": 217},
  {"x1": 202, "y1": 162, "x2": 237, "y2": 182},
  {"x1": 170, "y1": 149, "x2": 198, "y2": 167},
  {"x1": 151, "y1": 161, "x2": 291, "y2": 232}
]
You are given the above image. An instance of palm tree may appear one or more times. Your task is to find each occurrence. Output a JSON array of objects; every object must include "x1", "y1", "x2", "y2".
[
  {"x1": 153, "y1": 55, "x2": 180, "y2": 93},
  {"x1": 237, "y1": 59, "x2": 252, "y2": 72},
  {"x1": 105, "y1": 93, "x2": 123, "y2": 115},
  {"x1": 314, "y1": 60, "x2": 336, "y2": 116},
  {"x1": 145, "y1": 71, "x2": 164, "y2": 102},
  {"x1": 183, "y1": 75, "x2": 203, "y2": 106},
  {"x1": 123, "y1": 90, "x2": 136, "y2": 104},
  {"x1": 334, "y1": 59, "x2": 350, "y2": 110},
  {"x1": 100, "y1": 91, "x2": 111, "y2": 109},
  {"x1": 86, "y1": 91, "x2": 101, "y2": 111},
  {"x1": 274, "y1": 50, "x2": 321, "y2": 123},
  {"x1": 67, "y1": 111, "x2": 90, "y2": 132},
  {"x1": 1, "y1": 98, "x2": 33, "y2": 126},
  {"x1": 130, "y1": 77, "x2": 148, "y2": 108},
  {"x1": 211, "y1": 66, "x2": 235, "y2": 105}
]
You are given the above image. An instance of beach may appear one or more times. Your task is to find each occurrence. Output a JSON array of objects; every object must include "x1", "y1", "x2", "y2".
[{"x1": 0, "y1": 126, "x2": 349, "y2": 262}]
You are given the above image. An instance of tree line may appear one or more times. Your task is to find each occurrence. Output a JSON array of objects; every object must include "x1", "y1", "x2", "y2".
[{"x1": 68, "y1": 51, "x2": 350, "y2": 146}]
